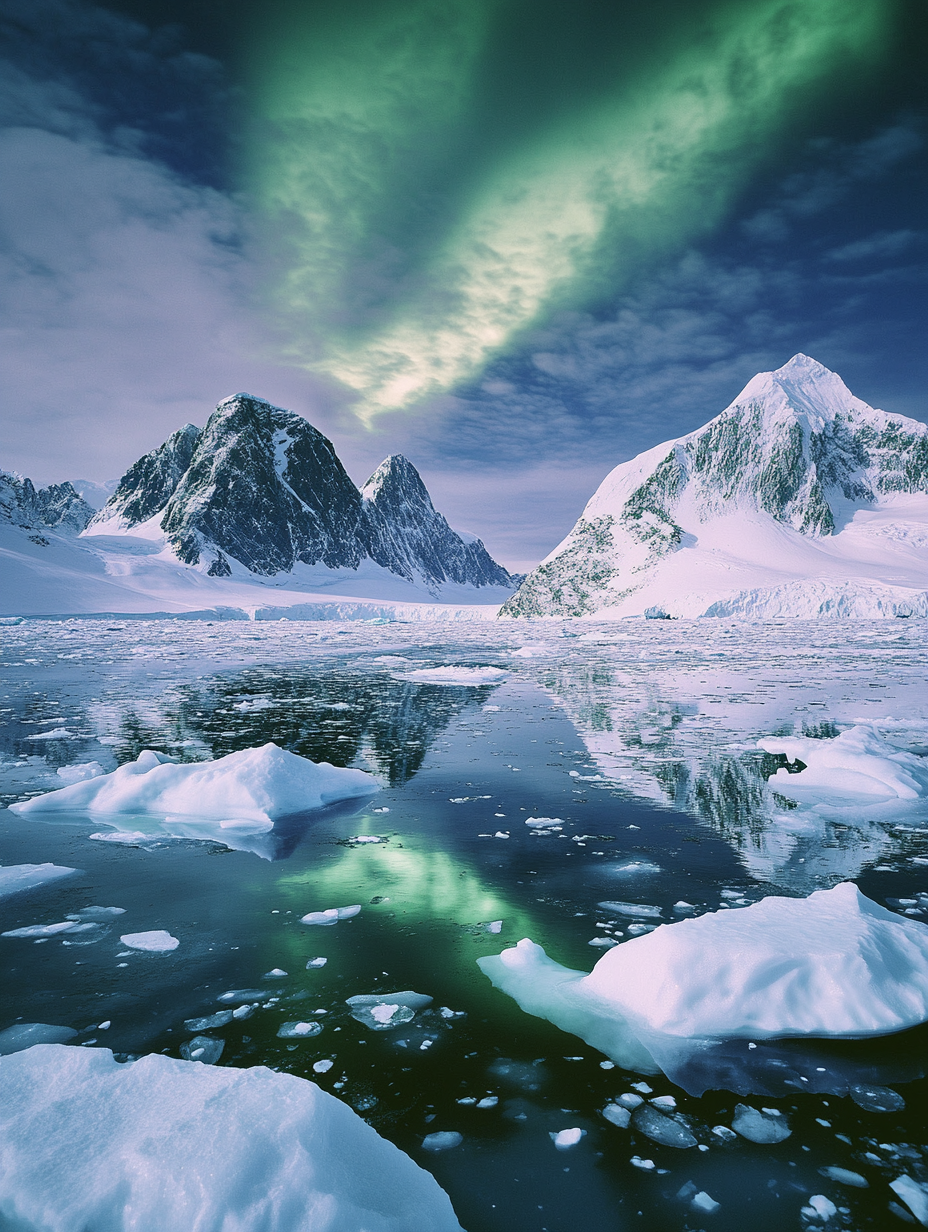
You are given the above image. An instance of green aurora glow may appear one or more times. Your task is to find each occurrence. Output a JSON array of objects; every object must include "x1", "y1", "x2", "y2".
[{"x1": 247, "y1": 0, "x2": 891, "y2": 418}]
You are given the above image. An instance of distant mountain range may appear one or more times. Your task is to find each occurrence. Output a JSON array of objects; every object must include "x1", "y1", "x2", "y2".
[
  {"x1": 86, "y1": 394, "x2": 513, "y2": 593},
  {"x1": 502, "y1": 354, "x2": 928, "y2": 620}
]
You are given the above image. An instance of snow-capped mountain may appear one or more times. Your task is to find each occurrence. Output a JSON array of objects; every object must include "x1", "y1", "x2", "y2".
[
  {"x1": 502, "y1": 355, "x2": 928, "y2": 620},
  {"x1": 86, "y1": 393, "x2": 513, "y2": 595},
  {"x1": 1, "y1": 471, "x2": 94, "y2": 536},
  {"x1": 362, "y1": 454, "x2": 512, "y2": 588}
]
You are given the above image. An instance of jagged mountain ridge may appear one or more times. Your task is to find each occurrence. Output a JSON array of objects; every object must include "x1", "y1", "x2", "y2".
[
  {"x1": 503, "y1": 354, "x2": 928, "y2": 620},
  {"x1": 0, "y1": 471, "x2": 94, "y2": 536},
  {"x1": 89, "y1": 394, "x2": 513, "y2": 593}
]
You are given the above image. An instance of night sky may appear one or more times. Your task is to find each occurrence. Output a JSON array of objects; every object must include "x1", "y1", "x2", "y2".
[{"x1": 2, "y1": 0, "x2": 926, "y2": 568}]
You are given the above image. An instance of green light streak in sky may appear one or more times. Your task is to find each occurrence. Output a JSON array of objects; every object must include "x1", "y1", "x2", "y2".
[{"x1": 248, "y1": 0, "x2": 889, "y2": 417}]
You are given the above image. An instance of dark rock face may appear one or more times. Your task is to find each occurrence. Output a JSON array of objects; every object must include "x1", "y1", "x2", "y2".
[
  {"x1": 91, "y1": 394, "x2": 513, "y2": 590},
  {"x1": 93, "y1": 423, "x2": 201, "y2": 529},
  {"x1": 160, "y1": 396, "x2": 367, "y2": 574},
  {"x1": 0, "y1": 472, "x2": 94, "y2": 534},
  {"x1": 362, "y1": 455, "x2": 512, "y2": 589}
]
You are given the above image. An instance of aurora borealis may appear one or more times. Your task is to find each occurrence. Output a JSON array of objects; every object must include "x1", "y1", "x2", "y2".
[
  {"x1": 1, "y1": 0, "x2": 926, "y2": 565},
  {"x1": 250, "y1": 0, "x2": 890, "y2": 415}
]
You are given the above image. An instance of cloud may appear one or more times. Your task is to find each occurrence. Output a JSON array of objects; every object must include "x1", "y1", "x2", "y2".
[{"x1": 824, "y1": 229, "x2": 923, "y2": 263}]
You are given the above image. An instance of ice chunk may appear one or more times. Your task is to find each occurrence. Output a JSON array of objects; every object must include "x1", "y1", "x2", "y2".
[
  {"x1": 184, "y1": 1011, "x2": 234, "y2": 1032},
  {"x1": 759, "y1": 725, "x2": 928, "y2": 804},
  {"x1": 306, "y1": 957, "x2": 327, "y2": 969},
  {"x1": 803, "y1": 1195, "x2": 837, "y2": 1221},
  {"x1": 277, "y1": 1021, "x2": 323, "y2": 1039},
  {"x1": 611, "y1": 860, "x2": 662, "y2": 876},
  {"x1": 301, "y1": 905, "x2": 361, "y2": 926},
  {"x1": 263, "y1": 969, "x2": 288, "y2": 978},
  {"x1": 0, "y1": 1046, "x2": 463, "y2": 1230},
  {"x1": 820, "y1": 1166, "x2": 868, "y2": 1188},
  {"x1": 632, "y1": 1105, "x2": 697, "y2": 1149},
  {"x1": 11, "y1": 743, "x2": 378, "y2": 822},
  {"x1": 524, "y1": 817, "x2": 564, "y2": 830},
  {"x1": 3, "y1": 921, "x2": 85, "y2": 938},
  {"x1": 602, "y1": 1103, "x2": 631, "y2": 1128},
  {"x1": 478, "y1": 884, "x2": 928, "y2": 1083},
  {"x1": 890, "y1": 1175, "x2": 928, "y2": 1226},
  {"x1": 89, "y1": 831, "x2": 150, "y2": 843},
  {"x1": 691, "y1": 1191, "x2": 720, "y2": 1214},
  {"x1": 551, "y1": 1127, "x2": 584, "y2": 1149},
  {"x1": 0, "y1": 1023, "x2": 77, "y2": 1054},
  {"x1": 849, "y1": 1083, "x2": 905, "y2": 1112},
  {"x1": 630, "y1": 1156, "x2": 655, "y2": 1170},
  {"x1": 731, "y1": 1104, "x2": 791, "y2": 1144},
  {"x1": 0, "y1": 863, "x2": 78, "y2": 899},
  {"x1": 68, "y1": 906, "x2": 125, "y2": 920},
  {"x1": 217, "y1": 989, "x2": 265, "y2": 1004},
  {"x1": 57, "y1": 762, "x2": 105, "y2": 784},
  {"x1": 313, "y1": 1060, "x2": 334, "y2": 1073},
  {"x1": 405, "y1": 666, "x2": 506, "y2": 685},
  {"x1": 422, "y1": 1132, "x2": 463, "y2": 1151},
  {"x1": 119, "y1": 930, "x2": 179, "y2": 952},
  {"x1": 476, "y1": 1096, "x2": 497, "y2": 1109},
  {"x1": 597, "y1": 901, "x2": 663, "y2": 919},
  {"x1": 486, "y1": 920, "x2": 503, "y2": 934},
  {"x1": 180, "y1": 1036, "x2": 224, "y2": 1064},
  {"x1": 346, "y1": 992, "x2": 432, "y2": 1031}
]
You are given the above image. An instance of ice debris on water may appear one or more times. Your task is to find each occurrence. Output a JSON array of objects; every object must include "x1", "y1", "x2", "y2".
[
  {"x1": 313, "y1": 1060, "x2": 334, "y2": 1073},
  {"x1": 422, "y1": 1132, "x2": 463, "y2": 1151},
  {"x1": 632, "y1": 1105, "x2": 697, "y2": 1149},
  {"x1": 731, "y1": 1104, "x2": 791, "y2": 1144},
  {"x1": 306, "y1": 957, "x2": 327, "y2": 969},
  {"x1": 180, "y1": 1036, "x2": 224, "y2": 1065},
  {"x1": 551, "y1": 1128, "x2": 584, "y2": 1149},
  {"x1": 801, "y1": 1194, "x2": 837, "y2": 1222},
  {"x1": 406, "y1": 666, "x2": 506, "y2": 685},
  {"x1": 848, "y1": 1083, "x2": 905, "y2": 1112},
  {"x1": 691, "y1": 1191, "x2": 721, "y2": 1214},
  {"x1": 602, "y1": 1104, "x2": 631, "y2": 1128},
  {"x1": 485, "y1": 920, "x2": 503, "y2": 934},
  {"x1": 119, "y1": 930, "x2": 178, "y2": 952},
  {"x1": 819, "y1": 1166, "x2": 868, "y2": 1188},
  {"x1": 476, "y1": 1096, "x2": 497, "y2": 1109},
  {"x1": 263, "y1": 968, "x2": 288, "y2": 978},
  {"x1": 0, "y1": 863, "x2": 78, "y2": 899},
  {"x1": 3, "y1": 920, "x2": 88, "y2": 939},
  {"x1": 630, "y1": 1156, "x2": 655, "y2": 1171},
  {"x1": 277, "y1": 1021, "x2": 323, "y2": 1039},
  {"x1": 301, "y1": 905, "x2": 361, "y2": 926},
  {"x1": 597, "y1": 900, "x2": 662, "y2": 919},
  {"x1": 217, "y1": 990, "x2": 265, "y2": 1004},
  {"x1": 346, "y1": 992, "x2": 432, "y2": 1031},
  {"x1": 759, "y1": 724, "x2": 928, "y2": 806},
  {"x1": 890, "y1": 1175, "x2": 928, "y2": 1226},
  {"x1": 184, "y1": 1011, "x2": 233, "y2": 1032}
]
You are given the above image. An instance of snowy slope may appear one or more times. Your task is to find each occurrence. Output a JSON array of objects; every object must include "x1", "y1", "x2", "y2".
[{"x1": 502, "y1": 355, "x2": 928, "y2": 620}]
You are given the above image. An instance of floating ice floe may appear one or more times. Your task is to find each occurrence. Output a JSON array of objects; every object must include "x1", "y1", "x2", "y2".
[
  {"x1": 478, "y1": 883, "x2": 928, "y2": 1092},
  {"x1": 346, "y1": 991, "x2": 433, "y2": 1031},
  {"x1": 10, "y1": 744, "x2": 379, "y2": 823},
  {"x1": 0, "y1": 1046, "x2": 463, "y2": 1231},
  {"x1": 119, "y1": 930, "x2": 179, "y2": 952},
  {"x1": 301, "y1": 905, "x2": 361, "y2": 926},
  {"x1": 404, "y1": 666, "x2": 507, "y2": 685},
  {"x1": 0, "y1": 1023, "x2": 77, "y2": 1054},
  {"x1": 759, "y1": 724, "x2": 928, "y2": 811},
  {"x1": 0, "y1": 863, "x2": 78, "y2": 899}
]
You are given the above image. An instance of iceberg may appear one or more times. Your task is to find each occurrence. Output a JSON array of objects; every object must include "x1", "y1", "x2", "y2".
[
  {"x1": 9, "y1": 743, "x2": 378, "y2": 823},
  {"x1": 0, "y1": 1045, "x2": 463, "y2": 1232},
  {"x1": 478, "y1": 883, "x2": 928, "y2": 1091},
  {"x1": 759, "y1": 725, "x2": 928, "y2": 808}
]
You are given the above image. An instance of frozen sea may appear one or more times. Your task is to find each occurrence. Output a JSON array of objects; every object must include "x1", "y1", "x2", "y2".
[{"x1": 1, "y1": 616, "x2": 927, "y2": 1232}]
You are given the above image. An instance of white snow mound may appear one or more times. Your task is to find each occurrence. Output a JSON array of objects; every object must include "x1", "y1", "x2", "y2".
[
  {"x1": 759, "y1": 725, "x2": 928, "y2": 804},
  {"x1": 478, "y1": 883, "x2": 928, "y2": 1076},
  {"x1": 9, "y1": 744, "x2": 378, "y2": 823},
  {"x1": 0, "y1": 1045, "x2": 463, "y2": 1232}
]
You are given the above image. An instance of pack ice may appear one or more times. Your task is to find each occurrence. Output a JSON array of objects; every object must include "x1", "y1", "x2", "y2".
[
  {"x1": 9, "y1": 744, "x2": 378, "y2": 823},
  {"x1": 0, "y1": 1045, "x2": 463, "y2": 1232},
  {"x1": 478, "y1": 883, "x2": 928, "y2": 1079}
]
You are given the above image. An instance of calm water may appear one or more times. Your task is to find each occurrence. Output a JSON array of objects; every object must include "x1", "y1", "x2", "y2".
[{"x1": 1, "y1": 618, "x2": 927, "y2": 1231}]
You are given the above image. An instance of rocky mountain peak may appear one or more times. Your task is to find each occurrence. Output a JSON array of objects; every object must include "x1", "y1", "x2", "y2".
[
  {"x1": 92, "y1": 422, "x2": 200, "y2": 530},
  {"x1": 1, "y1": 471, "x2": 94, "y2": 535}
]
